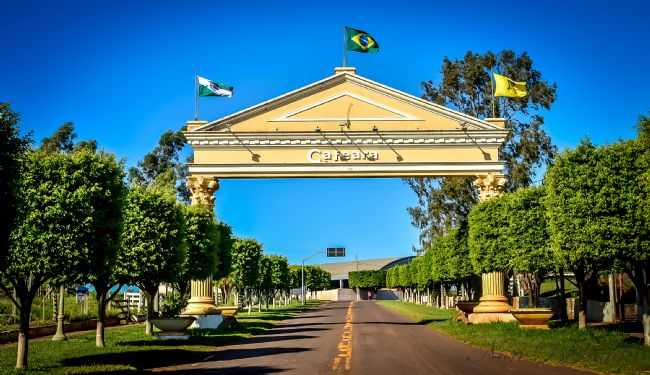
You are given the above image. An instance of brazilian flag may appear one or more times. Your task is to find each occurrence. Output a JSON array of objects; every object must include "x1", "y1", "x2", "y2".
[{"x1": 345, "y1": 26, "x2": 379, "y2": 53}]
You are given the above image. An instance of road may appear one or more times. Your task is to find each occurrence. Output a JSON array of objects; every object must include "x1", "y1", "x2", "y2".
[{"x1": 153, "y1": 301, "x2": 591, "y2": 374}]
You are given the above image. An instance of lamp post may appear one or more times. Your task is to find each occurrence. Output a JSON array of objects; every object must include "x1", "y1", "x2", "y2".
[{"x1": 301, "y1": 251, "x2": 324, "y2": 305}]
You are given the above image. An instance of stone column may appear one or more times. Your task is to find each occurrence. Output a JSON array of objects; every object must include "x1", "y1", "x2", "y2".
[
  {"x1": 470, "y1": 173, "x2": 514, "y2": 322},
  {"x1": 183, "y1": 175, "x2": 220, "y2": 316}
]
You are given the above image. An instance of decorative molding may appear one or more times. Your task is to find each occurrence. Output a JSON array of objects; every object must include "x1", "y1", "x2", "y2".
[
  {"x1": 270, "y1": 92, "x2": 420, "y2": 122},
  {"x1": 188, "y1": 162, "x2": 505, "y2": 176},
  {"x1": 190, "y1": 70, "x2": 501, "y2": 132},
  {"x1": 187, "y1": 175, "x2": 219, "y2": 208},
  {"x1": 474, "y1": 173, "x2": 506, "y2": 201},
  {"x1": 186, "y1": 135, "x2": 506, "y2": 148}
]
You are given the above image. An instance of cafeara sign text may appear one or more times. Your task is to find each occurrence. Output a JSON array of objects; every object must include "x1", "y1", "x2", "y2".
[{"x1": 307, "y1": 149, "x2": 379, "y2": 163}]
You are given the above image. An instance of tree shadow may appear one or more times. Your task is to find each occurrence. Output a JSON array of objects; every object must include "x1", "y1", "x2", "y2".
[
  {"x1": 82, "y1": 365, "x2": 286, "y2": 374},
  {"x1": 261, "y1": 327, "x2": 329, "y2": 335},
  {"x1": 61, "y1": 347, "x2": 310, "y2": 372},
  {"x1": 120, "y1": 334, "x2": 315, "y2": 348}
]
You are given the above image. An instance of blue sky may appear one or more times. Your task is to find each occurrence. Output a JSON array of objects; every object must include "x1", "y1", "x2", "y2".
[{"x1": 2, "y1": 1, "x2": 649, "y2": 265}]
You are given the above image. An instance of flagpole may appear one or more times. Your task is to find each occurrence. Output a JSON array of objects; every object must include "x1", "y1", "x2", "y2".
[
  {"x1": 342, "y1": 27, "x2": 348, "y2": 67},
  {"x1": 489, "y1": 69, "x2": 497, "y2": 118},
  {"x1": 194, "y1": 73, "x2": 199, "y2": 120}
]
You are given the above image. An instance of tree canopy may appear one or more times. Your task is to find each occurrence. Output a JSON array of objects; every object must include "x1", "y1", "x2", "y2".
[
  {"x1": 349, "y1": 270, "x2": 386, "y2": 289},
  {"x1": 406, "y1": 50, "x2": 557, "y2": 250},
  {"x1": 117, "y1": 185, "x2": 184, "y2": 334},
  {"x1": 0, "y1": 103, "x2": 31, "y2": 272},
  {"x1": 468, "y1": 195, "x2": 510, "y2": 274}
]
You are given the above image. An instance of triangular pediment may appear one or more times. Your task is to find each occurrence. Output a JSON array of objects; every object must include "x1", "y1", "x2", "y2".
[
  {"x1": 192, "y1": 68, "x2": 502, "y2": 133},
  {"x1": 274, "y1": 92, "x2": 418, "y2": 122}
]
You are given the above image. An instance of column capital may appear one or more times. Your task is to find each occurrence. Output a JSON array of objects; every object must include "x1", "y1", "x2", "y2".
[
  {"x1": 187, "y1": 175, "x2": 219, "y2": 208},
  {"x1": 474, "y1": 173, "x2": 506, "y2": 202}
]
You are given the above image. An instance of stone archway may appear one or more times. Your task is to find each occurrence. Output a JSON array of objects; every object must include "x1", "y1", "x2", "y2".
[{"x1": 182, "y1": 67, "x2": 510, "y2": 325}]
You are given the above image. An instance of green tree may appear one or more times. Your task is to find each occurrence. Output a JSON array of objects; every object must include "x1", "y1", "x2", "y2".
[
  {"x1": 117, "y1": 186, "x2": 184, "y2": 335},
  {"x1": 544, "y1": 140, "x2": 620, "y2": 328},
  {"x1": 214, "y1": 223, "x2": 234, "y2": 280},
  {"x1": 258, "y1": 255, "x2": 273, "y2": 310},
  {"x1": 176, "y1": 205, "x2": 221, "y2": 302},
  {"x1": 349, "y1": 270, "x2": 386, "y2": 289},
  {"x1": 76, "y1": 151, "x2": 125, "y2": 348},
  {"x1": 590, "y1": 129, "x2": 649, "y2": 342},
  {"x1": 468, "y1": 196, "x2": 510, "y2": 274},
  {"x1": 0, "y1": 104, "x2": 31, "y2": 272},
  {"x1": 269, "y1": 255, "x2": 290, "y2": 306},
  {"x1": 634, "y1": 115, "x2": 650, "y2": 345},
  {"x1": 38, "y1": 122, "x2": 111, "y2": 345},
  {"x1": 1, "y1": 150, "x2": 110, "y2": 368},
  {"x1": 128, "y1": 130, "x2": 189, "y2": 202},
  {"x1": 407, "y1": 50, "x2": 557, "y2": 249},
  {"x1": 230, "y1": 239, "x2": 262, "y2": 314},
  {"x1": 505, "y1": 186, "x2": 553, "y2": 306}
]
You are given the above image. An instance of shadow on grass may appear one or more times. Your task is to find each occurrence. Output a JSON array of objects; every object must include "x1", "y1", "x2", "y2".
[
  {"x1": 61, "y1": 347, "x2": 311, "y2": 372},
  {"x1": 120, "y1": 334, "x2": 315, "y2": 348}
]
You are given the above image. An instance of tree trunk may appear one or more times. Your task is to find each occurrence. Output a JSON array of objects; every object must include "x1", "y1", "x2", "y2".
[
  {"x1": 576, "y1": 272, "x2": 587, "y2": 329},
  {"x1": 557, "y1": 269, "x2": 568, "y2": 322},
  {"x1": 144, "y1": 290, "x2": 156, "y2": 336},
  {"x1": 16, "y1": 295, "x2": 33, "y2": 369},
  {"x1": 96, "y1": 290, "x2": 107, "y2": 347}
]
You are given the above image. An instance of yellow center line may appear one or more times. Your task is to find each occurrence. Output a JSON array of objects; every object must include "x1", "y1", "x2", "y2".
[{"x1": 332, "y1": 301, "x2": 354, "y2": 372}]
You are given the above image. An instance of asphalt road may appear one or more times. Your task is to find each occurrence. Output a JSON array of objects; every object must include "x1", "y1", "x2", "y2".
[{"x1": 152, "y1": 301, "x2": 591, "y2": 375}]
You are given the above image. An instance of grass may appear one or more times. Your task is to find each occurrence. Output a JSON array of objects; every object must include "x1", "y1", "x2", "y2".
[
  {"x1": 377, "y1": 300, "x2": 650, "y2": 375},
  {"x1": 0, "y1": 295, "x2": 121, "y2": 331},
  {"x1": 0, "y1": 301, "x2": 320, "y2": 374}
]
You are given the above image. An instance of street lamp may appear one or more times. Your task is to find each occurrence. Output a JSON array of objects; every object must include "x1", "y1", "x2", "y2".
[{"x1": 301, "y1": 247, "x2": 346, "y2": 305}]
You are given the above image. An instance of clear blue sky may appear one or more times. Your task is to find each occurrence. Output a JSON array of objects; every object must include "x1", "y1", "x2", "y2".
[{"x1": 2, "y1": 1, "x2": 649, "y2": 265}]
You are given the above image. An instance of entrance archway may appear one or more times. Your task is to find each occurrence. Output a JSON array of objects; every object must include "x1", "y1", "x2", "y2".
[{"x1": 182, "y1": 67, "x2": 509, "y2": 324}]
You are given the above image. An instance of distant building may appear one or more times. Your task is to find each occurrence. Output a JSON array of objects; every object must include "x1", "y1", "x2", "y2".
[{"x1": 314, "y1": 256, "x2": 414, "y2": 289}]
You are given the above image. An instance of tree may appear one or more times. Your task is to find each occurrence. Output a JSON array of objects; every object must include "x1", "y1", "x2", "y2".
[
  {"x1": 268, "y1": 255, "x2": 290, "y2": 307},
  {"x1": 214, "y1": 223, "x2": 234, "y2": 281},
  {"x1": 176, "y1": 205, "x2": 220, "y2": 302},
  {"x1": 117, "y1": 186, "x2": 184, "y2": 335},
  {"x1": 128, "y1": 130, "x2": 189, "y2": 202},
  {"x1": 592, "y1": 128, "x2": 649, "y2": 342},
  {"x1": 258, "y1": 255, "x2": 273, "y2": 310},
  {"x1": 1, "y1": 150, "x2": 108, "y2": 368},
  {"x1": 230, "y1": 239, "x2": 262, "y2": 314},
  {"x1": 406, "y1": 50, "x2": 557, "y2": 250},
  {"x1": 504, "y1": 186, "x2": 553, "y2": 306},
  {"x1": 468, "y1": 196, "x2": 510, "y2": 274},
  {"x1": 349, "y1": 270, "x2": 386, "y2": 289},
  {"x1": 544, "y1": 140, "x2": 620, "y2": 328},
  {"x1": 0, "y1": 104, "x2": 31, "y2": 272},
  {"x1": 38, "y1": 123, "x2": 120, "y2": 346},
  {"x1": 75, "y1": 151, "x2": 125, "y2": 348},
  {"x1": 634, "y1": 114, "x2": 650, "y2": 345}
]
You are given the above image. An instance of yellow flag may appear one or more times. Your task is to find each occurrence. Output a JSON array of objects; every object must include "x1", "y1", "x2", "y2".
[{"x1": 493, "y1": 73, "x2": 527, "y2": 98}]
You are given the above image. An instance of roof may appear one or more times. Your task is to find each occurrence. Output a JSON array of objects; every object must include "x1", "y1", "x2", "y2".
[
  {"x1": 192, "y1": 68, "x2": 502, "y2": 133},
  {"x1": 313, "y1": 256, "x2": 414, "y2": 280}
]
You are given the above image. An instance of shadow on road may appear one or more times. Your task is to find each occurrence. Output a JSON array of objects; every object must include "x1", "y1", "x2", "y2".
[
  {"x1": 81, "y1": 365, "x2": 286, "y2": 374},
  {"x1": 61, "y1": 347, "x2": 311, "y2": 373}
]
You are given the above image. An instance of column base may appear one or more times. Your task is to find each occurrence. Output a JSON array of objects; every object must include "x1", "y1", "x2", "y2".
[
  {"x1": 182, "y1": 297, "x2": 220, "y2": 315},
  {"x1": 473, "y1": 294, "x2": 511, "y2": 313},
  {"x1": 468, "y1": 312, "x2": 516, "y2": 324}
]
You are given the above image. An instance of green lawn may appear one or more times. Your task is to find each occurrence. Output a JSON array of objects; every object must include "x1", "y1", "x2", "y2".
[
  {"x1": 0, "y1": 294, "x2": 122, "y2": 331},
  {"x1": 378, "y1": 300, "x2": 650, "y2": 375},
  {"x1": 0, "y1": 301, "x2": 319, "y2": 374}
]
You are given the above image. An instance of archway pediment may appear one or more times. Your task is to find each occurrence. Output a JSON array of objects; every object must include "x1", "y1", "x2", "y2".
[{"x1": 185, "y1": 67, "x2": 508, "y2": 179}]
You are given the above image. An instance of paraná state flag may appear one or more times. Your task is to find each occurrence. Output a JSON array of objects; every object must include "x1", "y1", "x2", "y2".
[
  {"x1": 345, "y1": 27, "x2": 379, "y2": 53},
  {"x1": 493, "y1": 73, "x2": 527, "y2": 98},
  {"x1": 198, "y1": 76, "x2": 233, "y2": 97}
]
